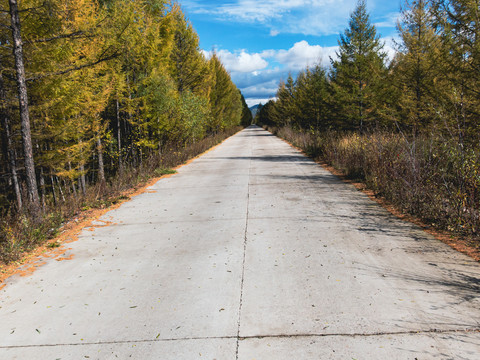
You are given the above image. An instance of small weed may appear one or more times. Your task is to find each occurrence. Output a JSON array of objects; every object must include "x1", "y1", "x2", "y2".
[
  {"x1": 154, "y1": 168, "x2": 177, "y2": 177},
  {"x1": 111, "y1": 195, "x2": 130, "y2": 205},
  {"x1": 47, "y1": 241, "x2": 61, "y2": 249}
]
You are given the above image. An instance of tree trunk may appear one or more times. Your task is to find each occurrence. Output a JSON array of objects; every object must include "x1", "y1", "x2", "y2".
[
  {"x1": 56, "y1": 177, "x2": 65, "y2": 202},
  {"x1": 39, "y1": 167, "x2": 46, "y2": 210},
  {"x1": 68, "y1": 162, "x2": 77, "y2": 197},
  {"x1": 97, "y1": 137, "x2": 105, "y2": 184},
  {"x1": 9, "y1": 0, "x2": 40, "y2": 215},
  {"x1": 79, "y1": 163, "x2": 86, "y2": 196},
  {"x1": 50, "y1": 175, "x2": 57, "y2": 205},
  {"x1": 0, "y1": 71, "x2": 23, "y2": 209},
  {"x1": 10, "y1": 149, "x2": 22, "y2": 209},
  {"x1": 116, "y1": 98, "x2": 122, "y2": 171}
]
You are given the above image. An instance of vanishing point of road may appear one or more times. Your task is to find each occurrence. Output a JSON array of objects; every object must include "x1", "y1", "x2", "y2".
[{"x1": 1, "y1": 126, "x2": 480, "y2": 359}]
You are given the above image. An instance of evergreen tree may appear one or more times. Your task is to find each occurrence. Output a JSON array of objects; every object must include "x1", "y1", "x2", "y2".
[
  {"x1": 431, "y1": 0, "x2": 480, "y2": 141},
  {"x1": 208, "y1": 54, "x2": 242, "y2": 132},
  {"x1": 255, "y1": 100, "x2": 276, "y2": 126},
  {"x1": 294, "y1": 66, "x2": 331, "y2": 131},
  {"x1": 330, "y1": 0, "x2": 386, "y2": 131},
  {"x1": 240, "y1": 94, "x2": 253, "y2": 127},
  {"x1": 275, "y1": 74, "x2": 296, "y2": 127},
  {"x1": 392, "y1": 0, "x2": 443, "y2": 135}
]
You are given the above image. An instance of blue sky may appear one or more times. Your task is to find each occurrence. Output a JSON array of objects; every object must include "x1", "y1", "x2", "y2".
[{"x1": 181, "y1": 0, "x2": 402, "y2": 106}]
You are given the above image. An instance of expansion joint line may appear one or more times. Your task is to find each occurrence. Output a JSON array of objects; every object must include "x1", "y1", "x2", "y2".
[{"x1": 235, "y1": 138, "x2": 253, "y2": 360}]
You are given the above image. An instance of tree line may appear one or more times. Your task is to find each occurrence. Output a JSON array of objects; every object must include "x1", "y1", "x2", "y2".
[
  {"x1": 0, "y1": 0, "x2": 251, "y2": 218},
  {"x1": 257, "y1": 0, "x2": 480, "y2": 143}
]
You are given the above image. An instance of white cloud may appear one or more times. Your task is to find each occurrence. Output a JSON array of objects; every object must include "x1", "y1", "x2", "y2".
[
  {"x1": 203, "y1": 49, "x2": 269, "y2": 73},
  {"x1": 274, "y1": 40, "x2": 337, "y2": 69},
  {"x1": 251, "y1": 41, "x2": 338, "y2": 69},
  {"x1": 374, "y1": 12, "x2": 400, "y2": 28},
  {"x1": 230, "y1": 70, "x2": 287, "y2": 105},
  {"x1": 231, "y1": 70, "x2": 283, "y2": 89},
  {"x1": 246, "y1": 98, "x2": 275, "y2": 107},
  {"x1": 260, "y1": 49, "x2": 277, "y2": 58},
  {"x1": 203, "y1": 40, "x2": 340, "y2": 77},
  {"x1": 188, "y1": 0, "x2": 357, "y2": 36},
  {"x1": 204, "y1": 41, "x2": 342, "y2": 105},
  {"x1": 215, "y1": 0, "x2": 283, "y2": 22},
  {"x1": 242, "y1": 84, "x2": 280, "y2": 98},
  {"x1": 382, "y1": 36, "x2": 399, "y2": 63},
  {"x1": 205, "y1": 38, "x2": 396, "y2": 106}
]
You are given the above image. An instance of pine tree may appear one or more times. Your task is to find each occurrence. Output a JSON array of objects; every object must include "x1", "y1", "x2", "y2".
[
  {"x1": 393, "y1": 0, "x2": 443, "y2": 135},
  {"x1": 330, "y1": 0, "x2": 386, "y2": 131},
  {"x1": 431, "y1": 0, "x2": 480, "y2": 141},
  {"x1": 275, "y1": 74, "x2": 296, "y2": 127},
  {"x1": 294, "y1": 66, "x2": 331, "y2": 131},
  {"x1": 255, "y1": 100, "x2": 276, "y2": 126}
]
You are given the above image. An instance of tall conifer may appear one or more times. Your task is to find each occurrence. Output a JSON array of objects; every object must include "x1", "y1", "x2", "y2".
[
  {"x1": 330, "y1": 0, "x2": 386, "y2": 131},
  {"x1": 393, "y1": 0, "x2": 443, "y2": 135}
]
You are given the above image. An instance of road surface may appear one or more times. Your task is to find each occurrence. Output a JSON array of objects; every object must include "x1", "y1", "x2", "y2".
[{"x1": 1, "y1": 125, "x2": 480, "y2": 359}]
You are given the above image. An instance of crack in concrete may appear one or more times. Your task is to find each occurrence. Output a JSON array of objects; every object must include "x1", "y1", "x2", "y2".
[
  {"x1": 235, "y1": 142, "x2": 253, "y2": 360},
  {"x1": 0, "y1": 335, "x2": 237, "y2": 349},
  {"x1": 2, "y1": 328, "x2": 479, "y2": 349},
  {"x1": 238, "y1": 327, "x2": 480, "y2": 340}
]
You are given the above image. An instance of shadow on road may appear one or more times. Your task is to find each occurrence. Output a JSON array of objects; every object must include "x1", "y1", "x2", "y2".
[{"x1": 357, "y1": 261, "x2": 480, "y2": 312}]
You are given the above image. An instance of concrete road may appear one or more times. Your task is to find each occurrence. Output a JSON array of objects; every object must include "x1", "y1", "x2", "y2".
[{"x1": 1, "y1": 125, "x2": 480, "y2": 359}]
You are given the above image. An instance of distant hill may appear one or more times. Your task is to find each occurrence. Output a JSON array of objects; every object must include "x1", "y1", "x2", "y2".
[{"x1": 249, "y1": 104, "x2": 263, "y2": 118}]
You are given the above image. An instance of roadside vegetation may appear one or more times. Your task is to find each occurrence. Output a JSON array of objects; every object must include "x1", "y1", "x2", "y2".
[
  {"x1": 0, "y1": 0, "x2": 251, "y2": 263},
  {"x1": 256, "y1": 0, "x2": 480, "y2": 246}
]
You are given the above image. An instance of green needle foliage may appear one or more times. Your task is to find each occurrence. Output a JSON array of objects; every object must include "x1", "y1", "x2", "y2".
[
  {"x1": 330, "y1": 0, "x2": 387, "y2": 132},
  {"x1": 391, "y1": 0, "x2": 443, "y2": 135}
]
